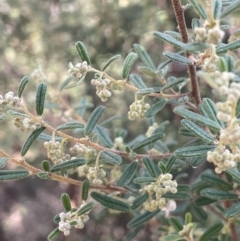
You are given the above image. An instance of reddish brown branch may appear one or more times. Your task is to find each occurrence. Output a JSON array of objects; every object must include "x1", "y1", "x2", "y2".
[{"x1": 171, "y1": 0, "x2": 201, "y2": 108}]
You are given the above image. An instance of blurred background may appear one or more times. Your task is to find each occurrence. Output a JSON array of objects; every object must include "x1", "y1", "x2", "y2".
[{"x1": 0, "y1": 0, "x2": 198, "y2": 240}]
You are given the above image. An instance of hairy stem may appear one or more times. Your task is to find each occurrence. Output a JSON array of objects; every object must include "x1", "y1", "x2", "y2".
[{"x1": 171, "y1": 0, "x2": 201, "y2": 108}]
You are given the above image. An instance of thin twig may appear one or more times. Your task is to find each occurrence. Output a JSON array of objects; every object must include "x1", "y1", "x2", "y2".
[{"x1": 171, "y1": 0, "x2": 201, "y2": 108}]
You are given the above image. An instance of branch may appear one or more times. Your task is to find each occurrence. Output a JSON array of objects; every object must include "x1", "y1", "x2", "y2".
[{"x1": 171, "y1": 0, "x2": 201, "y2": 108}]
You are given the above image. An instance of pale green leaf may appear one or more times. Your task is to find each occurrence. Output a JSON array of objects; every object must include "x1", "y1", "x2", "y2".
[
  {"x1": 18, "y1": 76, "x2": 30, "y2": 98},
  {"x1": 100, "y1": 151, "x2": 122, "y2": 165},
  {"x1": 174, "y1": 145, "x2": 215, "y2": 158},
  {"x1": 117, "y1": 161, "x2": 138, "y2": 187},
  {"x1": 163, "y1": 51, "x2": 193, "y2": 65},
  {"x1": 129, "y1": 74, "x2": 147, "y2": 89},
  {"x1": 94, "y1": 125, "x2": 114, "y2": 148},
  {"x1": 188, "y1": 0, "x2": 208, "y2": 19},
  {"x1": 50, "y1": 158, "x2": 86, "y2": 172},
  {"x1": 145, "y1": 99, "x2": 167, "y2": 118},
  {"x1": 21, "y1": 126, "x2": 46, "y2": 156},
  {"x1": 56, "y1": 121, "x2": 84, "y2": 131},
  {"x1": 84, "y1": 105, "x2": 105, "y2": 136},
  {"x1": 199, "y1": 223, "x2": 223, "y2": 241},
  {"x1": 102, "y1": 54, "x2": 121, "y2": 71},
  {"x1": 91, "y1": 191, "x2": 130, "y2": 212},
  {"x1": 223, "y1": 202, "x2": 240, "y2": 218},
  {"x1": 75, "y1": 41, "x2": 91, "y2": 65},
  {"x1": 153, "y1": 32, "x2": 184, "y2": 48},
  {"x1": 122, "y1": 52, "x2": 138, "y2": 79},
  {"x1": 0, "y1": 169, "x2": 29, "y2": 181},
  {"x1": 200, "y1": 188, "x2": 237, "y2": 200},
  {"x1": 61, "y1": 193, "x2": 71, "y2": 212},
  {"x1": 36, "y1": 82, "x2": 47, "y2": 116}
]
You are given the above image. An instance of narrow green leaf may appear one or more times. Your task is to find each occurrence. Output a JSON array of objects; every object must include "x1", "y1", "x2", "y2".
[
  {"x1": 162, "y1": 192, "x2": 191, "y2": 200},
  {"x1": 50, "y1": 158, "x2": 86, "y2": 172},
  {"x1": 164, "y1": 31, "x2": 181, "y2": 40},
  {"x1": 131, "y1": 193, "x2": 148, "y2": 210},
  {"x1": 122, "y1": 52, "x2": 138, "y2": 79},
  {"x1": 216, "y1": 39, "x2": 240, "y2": 54},
  {"x1": 226, "y1": 55, "x2": 235, "y2": 72},
  {"x1": 177, "y1": 184, "x2": 191, "y2": 192},
  {"x1": 0, "y1": 157, "x2": 8, "y2": 168},
  {"x1": 226, "y1": 168, "x2": 240, "y2": 182},
  {"x1": 117, "y1": 161, "x2": 138, "y2": 187},
  {"x1": 133, "y1": 44, "x2": 155, "y2": 70},
  {"x1": 169, "y1": 217, "x2": 183, "y2": 232},
  {"x1": 192, "y1": 18, "x2": 201, "y2": 29},
  {"x1": 94, "y1": 125, "x2": 114, "y2": 148},
  {"x1": 174, "y1": 145, "x2": 215, "y2": 158},
  {"x1": 153, "y1": 32, "x2": 184, "y2": 49},
  {"x1": 223, "y1": 202, "x2": 240, "y2": 218},
  {"x1": 181, "y1": 119, "x2": 214, "y2": 143},
  {"x1": 37, "y1": 172, "x2": 49, "y2": 179},
  {"x1": 132, "y1": 133, "x2": 165, "y2": 151},
  {"x1": 18, "y1": 76, "x2": 30, "y2": 98},
  {"x1": 158, "y1": 162, "x2": 166, "y2": 174},
  {"x1": 191, "y1": 203, "x2": 208, "y2": 220},
  {"x1": 221, "y1": 0, "x2": 240, "y2": 18},
  {"x1": 81, "y1": 179, "x2": 90, "y2": 201},
  {"x1": 199, "y1": 98, "x2": 224, "y2": 127},
  {"x1": 200, "y1": 188, "x2": 237, "y2": 200},
  {"x1": 129, "y1": 74, "x2": 147, "y2": 89},
  {"x1": 64, "y1": 74, "x2": 85, "y2": 89},
  {"x1": 179, "y1": 127, "x2": 196, "y2": 137},
  {"x1": 59, "y1": 76, "x2": 73, "y2": 91},
  {"x1": 56, "y1": 121, "x2": 84, "y2": 131},
  {"x1": 188, "y1": 0, "x2": 208, "y2": 19},
  {"x1": 47, "y1": 228, "x2": 61, "y2": 241},
  {"x1": 163, "y1": 51, "x2": 193, "y2": 65},
  {"x1": 213, "y1": 0, "x2": 222, "y2": 19},
  {"x1": 173, "y1": 107, "x2": 221, "y2": 131},
  {"x1": 133, "y1": 177, "x2": 156, "y2": 184},
  {"x1": 194, "y1": 196, "x2": 216, "y2": 206},
  {"x1": 102, "y1": 54, "x2": 121, "y2": 71},
  {"x1": 165, "y1": 155, "x2": 177, "y2": 173},
  {"x1": 143, "y1": 158, "x2": 158, "y2": 178},
  {"x1": 183, "y1": 43, "x2": 210, "y2": 53},
  {"x1": 61, "y1": 193, "x2": 71, "y2": 212},
  {"x1": 42, "y1": 160, "x2": 50, "y2": 172},
  {"x1": 137, "y1": 66, "x2": 158, "y2": 77},
  {"x1": 36, "y1": 82, "x2": 47, "y2": 116},
  {"x1": 161, "y1": 78, "x2": 185, "y2": 91},
  {"x1": 7, "y1": 110, "x2": 27, "y2": 118},
  {"x1": 199, "y1": 223, "x2": 223, "y2": 241},
  {"x1": 190, "y1": 156, "x2": 206, "y2": 167},
  {"x1": 136, "y1": 87, "x2": 161, "y2": 96},
  {"x1": 201, "y1": 173, "x2": 233, "y2": 190},
  {"x1": 0, "y1": 170, "x2": 29, "y2": 181},
  {"x1": 21, "y1": 126, "x2": 46, "y2": 156},
  {"x1": 127, "y1": 209, "x2": 160, "y2": 228},
  {"x1": 91, "y1": 191, "x2": 130, "y2": 212},
  {"x1": 164, "y1": 234, "x2": 183, "y2": 241},
  {"x1": 145, "y1": 99, "x2": 167, "y2": 118},
  {"x1": 37, "y1": 133, "x2": 63, "y2": 142},
  {"x1": 75, "y1": 41, "x2": 91, "y2": 65},
  {"x1": 84, "y1": 105, "x2": 105, "y2": 136},
  {"x1": 100, "y1": 151, "x2": 122, "y2": 165},
  {"x1": 77, "y1": 202, "x2": 95, "y2": 215}
]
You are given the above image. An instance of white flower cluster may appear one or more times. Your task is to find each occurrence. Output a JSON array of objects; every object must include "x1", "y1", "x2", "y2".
[
  {"x1": 142, "y1": 173, "x2": 177, "y2": 212},
  {"x1": 91, "y1": 77, "x2": 123, "y2": 102},
  {"x1": 0, "y1": 92, "x2": 21, "y2": 110},
  {"x1": 68, "y1": 61, "x2": 90, "y2": 79},
  {"x1": 194, "y1": 23, "x2": 224, "y2": 45},
  {"x1": 13, "y1": 117, "x2": 41, "y2": 131},
  {"x1": 70, "y1": 144, "x2": 96, "y2": 161},
  {"x1": 58, "y1": 205, "x2": 90, "y2": 236},
  {"x1": 179, "y1": 223, "x2": 194, "y2": 237},
  {"x1": 113, "y1": 136, "x2": 125, "y2": 150},
  {"x1": 207, "y1": 147, "x2": 238, "y2": 174},
  {"x1": 87, "y1": 166, "x2": 106, "y2": 185},
  {"x1": 128, "y1": 100, "x2": 150, "y2": 120},
  {"x1": 44, "y1": 140, "x2": 70, "y2": 164}
]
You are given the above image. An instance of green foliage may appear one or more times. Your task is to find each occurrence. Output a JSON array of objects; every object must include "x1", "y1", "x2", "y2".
[{"x1": 1, "y1": 1, "x2": 240, "y2": 240}]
